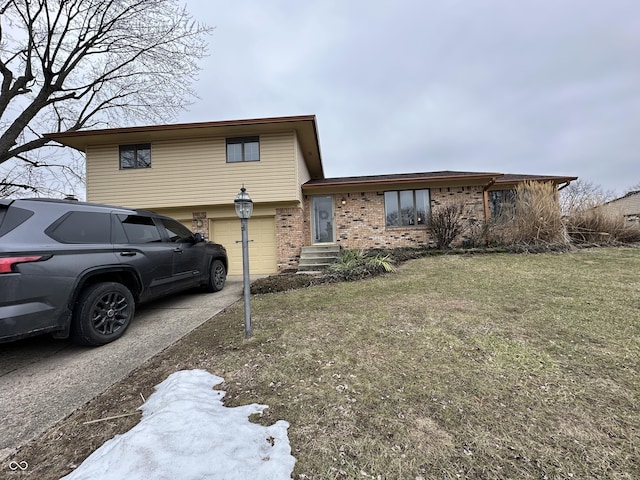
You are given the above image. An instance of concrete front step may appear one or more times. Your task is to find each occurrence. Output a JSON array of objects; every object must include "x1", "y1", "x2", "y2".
[
  {"x1": 298, "y1": 244, "x2": 341, "y2": 272},
  {"x1": 301, "y1": 246, "x2": 340, "y2": 254}
]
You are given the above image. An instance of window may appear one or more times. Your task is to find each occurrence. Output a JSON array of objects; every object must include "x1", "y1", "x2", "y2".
[
  {"x1": 46, "y1": 212, "x2": 112, "y2": 243},
  {"x1": 488, "y1": 190, "x2": 516, "y2": 218},
  {"x1": 117, "y1": 215, "x2": 162, "y2": 243},
  {"x1": 119, "y1": 144, "x2": 151, "y2": 169},
  {"x1": 0, "y1": 205, "x2": 34, "y2": 238},
  {"x1": 385, "y1": 189, "x2": 430, "y2": 227},
  {"x1": 159, "y1": 218, "x2": 195, "y2": 243},
  {"x1": 226, "y1": 136, "x2": 259, "y2": 162}
]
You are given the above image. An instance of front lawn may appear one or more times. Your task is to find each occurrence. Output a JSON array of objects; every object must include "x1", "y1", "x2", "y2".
[{"x1": 15, "y1": 247, "x2": 640, "y2": 479}]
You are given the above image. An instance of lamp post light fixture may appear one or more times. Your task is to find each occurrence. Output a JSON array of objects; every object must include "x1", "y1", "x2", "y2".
[{"x1": 234, "y1": 185, "x2": 253, "y2": 338}]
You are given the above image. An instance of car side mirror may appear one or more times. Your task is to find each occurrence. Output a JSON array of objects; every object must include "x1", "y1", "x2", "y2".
[{"x1": 192, "y1": 232, "x2": 205, "y2": 243}]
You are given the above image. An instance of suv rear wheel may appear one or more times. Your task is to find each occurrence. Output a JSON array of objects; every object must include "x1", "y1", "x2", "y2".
[{"x1": 72, "y1": 282, "x2": 135, "y2": 346}]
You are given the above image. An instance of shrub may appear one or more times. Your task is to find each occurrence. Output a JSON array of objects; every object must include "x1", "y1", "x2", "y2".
[
  {"x1": 426, "y1": 202, "x2": 464, "y2": 249},
  {"x1": 461, "y1": 218, "x2": 490, "y2": 248}
]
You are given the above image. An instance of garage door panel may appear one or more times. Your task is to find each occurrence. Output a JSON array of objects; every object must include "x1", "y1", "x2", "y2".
[{"x1": 210, "y1": 218, "x2": 276, "y2": 275}]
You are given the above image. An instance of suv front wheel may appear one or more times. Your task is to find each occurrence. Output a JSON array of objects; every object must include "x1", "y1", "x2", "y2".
[
  {"x1": 72, "y1": 282, "x2": 135, "y2": 346},
  {"x1": 203, "y1": 259, "x2": 226, "y2": 292}
]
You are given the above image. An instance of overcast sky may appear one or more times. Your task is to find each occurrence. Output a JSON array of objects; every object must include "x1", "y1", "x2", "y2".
[{"x1": 179, "y1": 0, "x2": 640, "y2": 195}]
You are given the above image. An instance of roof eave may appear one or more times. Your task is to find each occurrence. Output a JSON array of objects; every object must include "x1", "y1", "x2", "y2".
[{"x1": 302, "y1": 172, "x2": 502, "y2": 191}]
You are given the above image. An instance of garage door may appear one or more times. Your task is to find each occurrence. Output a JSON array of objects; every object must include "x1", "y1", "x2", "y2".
[{"x1": 210, "y1": 217, "x2": 276, "y2": 275}]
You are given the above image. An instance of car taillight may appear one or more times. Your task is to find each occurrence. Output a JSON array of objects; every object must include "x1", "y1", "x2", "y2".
[{"x1": 0, "y1": 256, "x2": 43, "y2": 274}]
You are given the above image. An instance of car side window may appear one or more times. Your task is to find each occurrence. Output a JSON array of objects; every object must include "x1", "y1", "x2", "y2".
[
  {"x1": 158, "y1": 218, "x2": 194, "y2": 243},
  {"x1": 117, "y1": 214, "x2": 162, "y2": 243},
  {"x1": 45, "y1": 211, "x2": 111, "y2": 244},
  {"x1": 0, "y1": 205, "x2": 34, "y2": 238}
]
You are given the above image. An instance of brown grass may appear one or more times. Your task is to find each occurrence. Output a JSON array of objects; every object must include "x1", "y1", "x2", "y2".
[
  {"x1": 565, "y1": 207, "x2": 640, "y2": 245},
  {"x1": 7, "y1": 247, "x2": 640, "y2": 479},
  {"x1": 491, "y1": 181, "x2": 566, "y2": 246}
]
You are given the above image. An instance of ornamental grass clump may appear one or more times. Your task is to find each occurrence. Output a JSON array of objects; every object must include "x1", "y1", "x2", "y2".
[
  {"x1": 328, "y1": 249, "x2": 396, "y2": 280},
  {"x1": 491, "y1": 181, "x2": 567, "y2": 247},
  {"x1": 564, "y1": 206, "x2": 640, "y2": 245}
]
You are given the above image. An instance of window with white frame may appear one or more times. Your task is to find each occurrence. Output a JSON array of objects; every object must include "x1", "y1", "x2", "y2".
[{"x1": 384, "y1": 189, "x2": 430, "y2": 226}]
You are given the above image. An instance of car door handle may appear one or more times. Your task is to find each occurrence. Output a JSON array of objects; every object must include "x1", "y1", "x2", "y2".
[
  {"x1": 120, "y1": 251, "x2": 137, "y2": 257},
  {"x1": 173, "y1": 247, "x2": 183, "y2": 254}
]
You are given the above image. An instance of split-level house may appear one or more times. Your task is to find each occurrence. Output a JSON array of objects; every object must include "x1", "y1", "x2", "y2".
[{"x1": 47, "y1": 115, "x2": 577, "y2": 275}]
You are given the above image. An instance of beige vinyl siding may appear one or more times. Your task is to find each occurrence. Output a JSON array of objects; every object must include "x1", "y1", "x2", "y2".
[
  {"x1": 601, "y1": 193, "x2": 640, "y2": 218},
  {"x1": 86, "y1": 132, "x2": 301, "y2": 209}
]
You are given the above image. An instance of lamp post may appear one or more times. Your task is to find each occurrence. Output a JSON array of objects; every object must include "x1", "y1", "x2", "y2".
[{"x1": 234, "y1": 185, "x2": 253, "y2": 338}]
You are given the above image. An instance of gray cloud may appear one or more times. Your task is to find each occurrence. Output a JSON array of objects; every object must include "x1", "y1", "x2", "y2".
[{"x1": 180, "y1": 0, "x2": 640, "y2": 194}]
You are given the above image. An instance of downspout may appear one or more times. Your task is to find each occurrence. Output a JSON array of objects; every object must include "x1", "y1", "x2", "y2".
[
  {"x1": 557, "y1": 180, "x2": 572, "y2": 191},
  {"x1": 553, "y1": 180, "x2": 571, "y2": 204},
  {"x1": 482, "y1": 178, "x2": 498, "y2": 246},
  {"x1": 483, "y1": 177, "x2": 497, "y2": 222}
]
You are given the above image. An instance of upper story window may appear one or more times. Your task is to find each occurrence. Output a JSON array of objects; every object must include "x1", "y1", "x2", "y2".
[
  {"x1": 226, "y1": 136, "x2": 260, "y2": 163},
  {"x1": 120, "y1": 144, "x2": 151, "y2": 169},
  {"x1": 384, "y1": 189, "x2": 430, "y2": 227}
]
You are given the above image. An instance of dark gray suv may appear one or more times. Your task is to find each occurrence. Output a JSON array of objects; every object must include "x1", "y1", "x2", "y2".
[{"x1": 0, "y1": 198, "x2": 228, "y2": 345}]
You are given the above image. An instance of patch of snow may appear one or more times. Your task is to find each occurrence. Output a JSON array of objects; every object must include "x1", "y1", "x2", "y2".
[{"x1": 61, "y1": 369, "x2": 295, "y2": 480}]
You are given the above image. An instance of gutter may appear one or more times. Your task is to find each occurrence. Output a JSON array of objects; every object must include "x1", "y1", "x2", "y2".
[{"x1": 302, "y1": 173, "x2": 502, "y2": 191}]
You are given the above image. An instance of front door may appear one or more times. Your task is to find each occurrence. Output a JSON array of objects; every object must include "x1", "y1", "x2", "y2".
[{"x1": 312, "y1": 196, "x2": 334, "y2": 243}]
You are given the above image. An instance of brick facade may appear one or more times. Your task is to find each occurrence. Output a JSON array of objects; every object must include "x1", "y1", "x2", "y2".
[
  {"x1": 333, "y1": 192, "x2": 430, "y2": 249},
  {"x1": 191, "y1": 211, "x2": 209, "y2": 238},
  {"x1": 330, "y1": 186, "x2": 484, "y2": 250},
  {"x1": 274, "y1": 186, "x2": 488, "y2": 271},
  {"x1": 275, "y1": 207, "x2": 306, "y2": 272},
  {"x1": 431, "y1": 186, "x2": 485, "y2": 223}
]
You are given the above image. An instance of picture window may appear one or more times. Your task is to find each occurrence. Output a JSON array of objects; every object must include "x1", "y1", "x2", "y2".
[{"x1": 384, "y1": 189, "x2": 430, "y2": 227}]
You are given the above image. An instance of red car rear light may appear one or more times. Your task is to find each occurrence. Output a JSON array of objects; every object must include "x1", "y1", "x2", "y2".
[{"x1": 0, "y1": 256, "x2": 43, "y2": 274}]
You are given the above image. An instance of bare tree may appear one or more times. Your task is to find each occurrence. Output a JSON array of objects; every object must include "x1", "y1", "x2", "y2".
[
  {"x1": 0, "y1": 0, "x2": 212, "y2": 196},
  {"x1": 625, "y1": 182, "x2": 640, "y2": 194},
  {"x1": 559, "y1": 179, "x2": 615, "y2": 215}
]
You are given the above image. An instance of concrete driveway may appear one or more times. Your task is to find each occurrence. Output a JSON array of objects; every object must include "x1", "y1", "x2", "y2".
[{"x1": 0, "y1": 278, "x2": 243, "y2": 461}]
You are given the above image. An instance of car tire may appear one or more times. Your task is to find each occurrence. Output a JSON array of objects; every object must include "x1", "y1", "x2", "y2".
[
  {"x1": 71, "y1": 282, "x2": 135, "y2": 346},
  {"x1": 203, "y1": 259, "x2": 226, "y2": 292}
]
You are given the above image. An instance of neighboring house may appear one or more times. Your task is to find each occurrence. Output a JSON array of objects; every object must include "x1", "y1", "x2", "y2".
[
  {"x1": 600, "y1": 190, "x2": 640, "y2": 224},
  {"x1": 46, "y1": 115, "x2": 577, "y2": 275}
]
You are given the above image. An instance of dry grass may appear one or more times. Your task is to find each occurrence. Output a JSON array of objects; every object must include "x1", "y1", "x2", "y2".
[
  {"x1": 491, "y1": 181, "x2": 566, "y2": 246},
  {"x1": 565, "y1": 207, "x2": 640, "y2": 245},
  {"x1": 8, "y1": 248, "x2": 640, "y2": 479}
]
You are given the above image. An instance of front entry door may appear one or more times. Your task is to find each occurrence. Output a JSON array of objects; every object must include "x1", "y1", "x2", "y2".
[{"x1": 312, "y1": 196, "x2": 334, "y2": 243}]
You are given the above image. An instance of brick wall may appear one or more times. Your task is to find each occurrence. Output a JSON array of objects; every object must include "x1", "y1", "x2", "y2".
[
  {"x1": 333, "y1": 192, "x2": 429, "y2": 248},
  {"x1": 333, "y1": 187, "x2": 485, "y2": 249},
  {"x1": 431, "y1": 186, "x2": 485, "y2": 222},
  {"x1": 191, "y1": 211, "x2": 209, "y2": 238},
  {"x1": 275, "y1": 207, "x2": 305, "y2": 272},
  {"x1": 277, "y1": 186, "x2": 487, "y2": 271}
]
